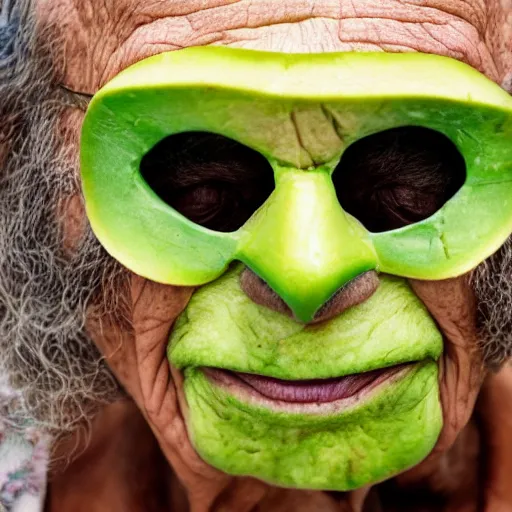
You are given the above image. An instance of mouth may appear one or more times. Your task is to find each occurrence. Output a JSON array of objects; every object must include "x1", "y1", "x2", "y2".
[{"x1": 203, "y1": 362, "x2": 415, "y2": 413}]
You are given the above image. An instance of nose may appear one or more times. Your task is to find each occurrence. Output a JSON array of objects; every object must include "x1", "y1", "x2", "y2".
[
  {"x1": 238, "y1": 167, "x2": 378, "y2": 322},
  {"x1": 241, "y1": 267, "x2": 379, "y2": 323}
]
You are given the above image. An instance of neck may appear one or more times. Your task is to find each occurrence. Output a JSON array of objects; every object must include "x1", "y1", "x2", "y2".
[{"x1": 47, "y1": 400, "x2": 183, "y2": 512}]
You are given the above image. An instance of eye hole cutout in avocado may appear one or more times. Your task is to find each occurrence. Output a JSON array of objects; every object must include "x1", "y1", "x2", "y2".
[
  {"x1": 334, "y1": 126, "x2": 467, "y2": 233},
  {"x1": 139, "y1": 132, "x2": 275, "y2": 233},
  {"x1": 140, "y1": 127, "x2": 467, "y2": 235}
]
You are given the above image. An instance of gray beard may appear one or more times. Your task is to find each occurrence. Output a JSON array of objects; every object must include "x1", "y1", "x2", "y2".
[
  {"x1": 472, "y1": 239, "x2": 512, "y2": 369},
  {"x1": 0, "y1": 0, "x2": 511, "y2": 439}
]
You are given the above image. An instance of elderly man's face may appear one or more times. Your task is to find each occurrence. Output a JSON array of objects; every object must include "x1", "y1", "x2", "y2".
[{"x1": 2, "y1": 0, "x2": 512, "y2": 508}]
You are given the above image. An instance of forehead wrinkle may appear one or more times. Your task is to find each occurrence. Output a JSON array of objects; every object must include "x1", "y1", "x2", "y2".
[{"x1": 38, "y1": 0, "x2": 510, "y2": 95}]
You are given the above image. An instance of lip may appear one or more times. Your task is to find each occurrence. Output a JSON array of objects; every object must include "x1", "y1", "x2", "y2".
[{"x1": 202, "y1": 362, "x2": 416, "y2": 414}]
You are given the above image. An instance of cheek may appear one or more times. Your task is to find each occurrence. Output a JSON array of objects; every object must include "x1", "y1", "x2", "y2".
[
  {"x1": 409, "y1": 277, "x2": 486, "y2": 453},
  {"x1": 88, "y1": 276, "x2": 194, "y2": 403}
]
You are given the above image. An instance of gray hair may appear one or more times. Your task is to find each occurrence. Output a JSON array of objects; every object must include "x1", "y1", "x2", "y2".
[
  {"x1": 473, "y1": 239, "x2": 512, "y2": 369},
  {"x1": 0, "y1": 0, "x2": 126, "y2": 436}
]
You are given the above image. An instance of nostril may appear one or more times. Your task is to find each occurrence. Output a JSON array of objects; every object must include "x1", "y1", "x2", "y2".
[
  {"x1": 312, "y1": 271, "x2": 379, "y2": 323},
  {"x1": 240, "y1": 267, "x2": 293, "y2": 318},
  {"x1": 240, "y1": 267, "x2": 379, "y2": 324}
]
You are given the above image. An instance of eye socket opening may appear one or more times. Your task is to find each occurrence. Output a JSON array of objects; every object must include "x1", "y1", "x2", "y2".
[
  {"x1": 333, "y1": 126, "x2": 467, "y2": 233},
  {"x1": 139, "y1": 131, "x2": 275, "y2": 233}
]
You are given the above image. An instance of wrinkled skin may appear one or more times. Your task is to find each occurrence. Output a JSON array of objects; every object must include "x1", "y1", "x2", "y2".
[{"x1": 31, "y1": 0, "x2": 512, "y2": 510}]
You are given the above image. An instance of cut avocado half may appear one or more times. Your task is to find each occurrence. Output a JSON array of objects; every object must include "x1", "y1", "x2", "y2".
[{"x1": 80, "y1": 47, "x2": 512, "y2": 319}]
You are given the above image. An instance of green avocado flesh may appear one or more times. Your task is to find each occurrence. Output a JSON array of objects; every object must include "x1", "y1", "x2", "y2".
[
  {"x1": 169, "y1": 265, "x2": 443, "y2": 490},
  {"x1": 81, "y1": 47, "x2": 512, "y2": 321}
]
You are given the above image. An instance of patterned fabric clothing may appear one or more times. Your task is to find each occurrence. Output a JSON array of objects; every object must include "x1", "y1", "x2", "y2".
[{"x1": 0, "y1": 382, "x2": 48, "y2": 512}]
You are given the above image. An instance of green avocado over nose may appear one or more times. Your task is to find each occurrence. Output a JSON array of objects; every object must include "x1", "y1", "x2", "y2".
[
  {"x1": 80, "y1": 47, "x2": 512, "y2": 299},
  {"x1": 168, "y1": 266, "x2": 443, "y2": 490}
]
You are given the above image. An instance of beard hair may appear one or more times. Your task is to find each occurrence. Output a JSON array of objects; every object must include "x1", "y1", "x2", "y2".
[
  {"x1": 472, "y1": 237, "x2": 512, "y2": 370},
  {"x1": 0, "y1": 0, "x2": 127, "y2": 437}
]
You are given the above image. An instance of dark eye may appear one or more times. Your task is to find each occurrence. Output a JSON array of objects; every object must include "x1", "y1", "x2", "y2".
[
  {"x1": 333, "y1": 127, "x2": 466, "y2": 233},
  {"x1": 140, "y1": 132, "x2": 274, "y2": 232}
]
